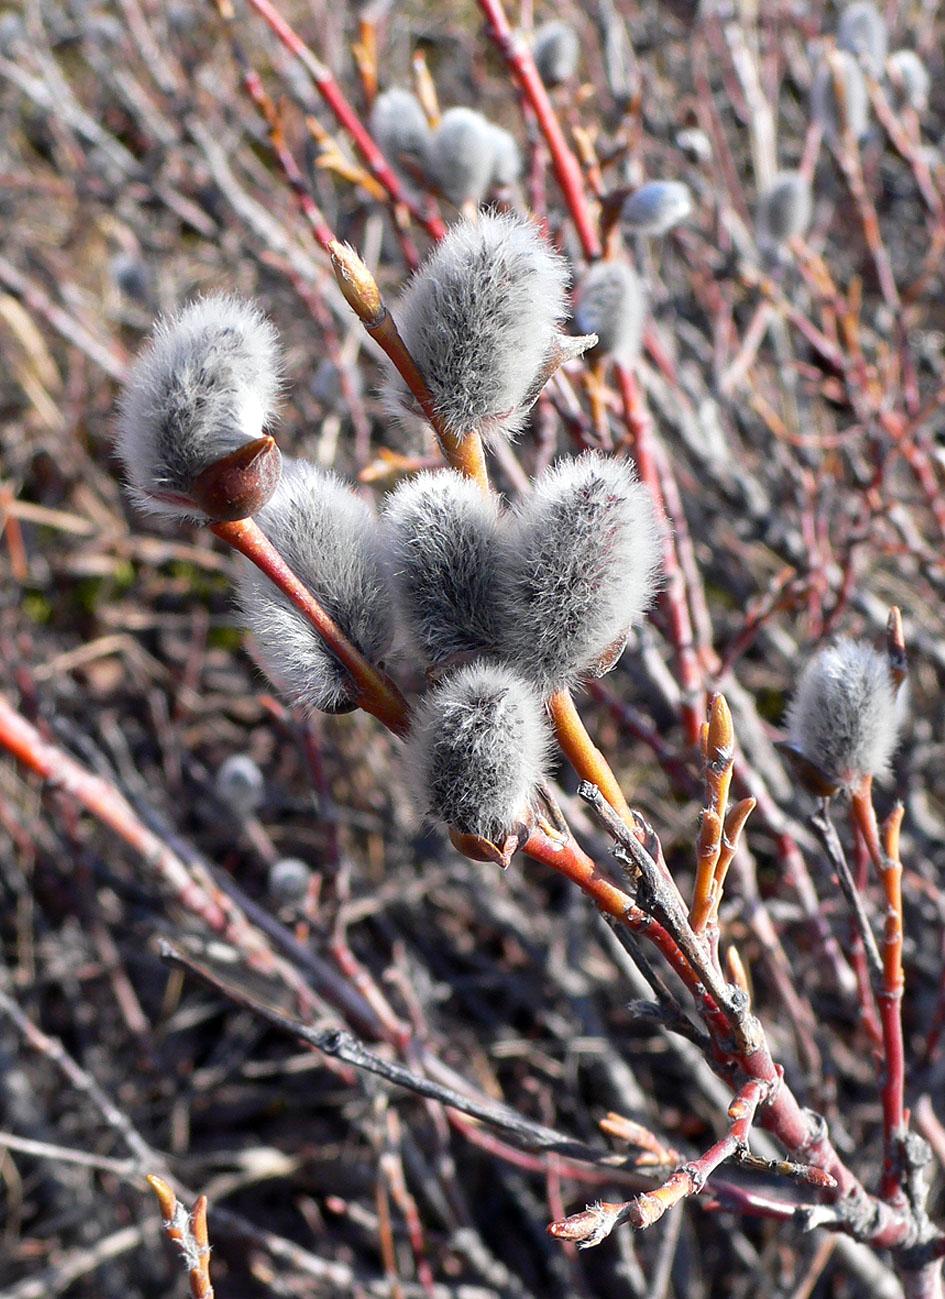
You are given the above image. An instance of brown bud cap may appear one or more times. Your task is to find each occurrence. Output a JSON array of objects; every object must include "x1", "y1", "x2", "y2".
[
  {"x1": 329, "y1": 240, "x2": 385, "y2": 327},
  {"x1": 774, "y1": 740, "x2": 842, "y2": 798},
  {"x1": 886, "y1": 606, "x2": 907, "y2": 691},
  {"x1": 449, "y1": 824, "x2": 529, "y2": 869},
  {"x1": 588, "y1": 628, "x2": 630, "y2": 678},
  {"x1": 191, "y1": 435, "x2": 282, "y2": 522}
]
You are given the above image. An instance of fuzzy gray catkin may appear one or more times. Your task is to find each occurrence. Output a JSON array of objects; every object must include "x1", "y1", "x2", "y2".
[
  {"x1": 381, "y1": 471, "x2": 501, "y2": 665},
  {"x1": 811, "y1": 51, "x2": 870, "y2": 142},
  {"x1": 785, "y1": 638, "x2": 904, "y2": 792},
  {"x1": 427, "y1": 107, "x2": 497, "y2": 208},
  {"x1": 383, "y1": 212, "x2": 587, "y2": 442},
  {"x1": 836, "y1": 1, "x2": 888, "y2": 74},
  {"x1": 620, "y1": 181, "x2": 692, "y2": 235},
  {"x1": 494, "y1": 454, "x2": 661, "y2": 695},
  {"x1": 532, "y1": 20, "x2": 579, "y2": 87},
  {"x1": 370, "y1": 88, "x2": 431, "y2": 178},
  {"x1": 116, "y1": 295, "x2": 282, "y2": 520},
  {"x1": 487, "y1": 123, "x2": 522, "y2": 189},
  {"x1": 887, "y1": 50, "x2": 930, "y2": 112},
  {"x1": 756, "y1": 171, "x2": 813, "y2": 250},
  {"x1": 573, "y1": 260, "x2": 646, "y2": 363},
  {"x1": 236, "y1": 459, "x2": 395, "y2": 713},
  {"x1": 215, "y1": 753, "x2": 265, "y2": 814},
  {"x1": 406, "y1": 662, "x2": 550, "y2": 842}
]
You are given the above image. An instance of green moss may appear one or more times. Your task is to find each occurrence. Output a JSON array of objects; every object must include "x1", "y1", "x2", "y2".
[{"x1": 22, "y1": 591, "x2": 53, "y2": 625}]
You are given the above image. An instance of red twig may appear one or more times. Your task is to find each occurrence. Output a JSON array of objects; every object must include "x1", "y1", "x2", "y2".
[
  {"x1": 477, "y1": 0, "x2": 601, "y2": 260},
  {"x1": 210, "y1": 516, "x2": 411, "y2": 736},
  {"x1": 242, "y1": 0, "x2": 446, "y2": 242}
]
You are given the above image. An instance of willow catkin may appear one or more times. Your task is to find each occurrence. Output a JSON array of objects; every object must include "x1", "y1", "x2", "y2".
[
  {"x1": 382, "y1": 470, "x2": 501, "y2": 665},
  {"x1": 405, "y1": 662, "x2": 550, "y2": 842},
  {"x1": 495, "y1": 453, "x2": 661, "y2": 695},
  {"x1": 236, "y1": 459, "x2": 395, "y2": 714},
  {"x1": 116, "y1": 294, "x2": 282, "y2": 519},
  {"x1": 785, "y1": 638, "x2": 904, "y2": 792},
  {"x1": 383, "y1": 212, "x2": 590, "y2": 442}
]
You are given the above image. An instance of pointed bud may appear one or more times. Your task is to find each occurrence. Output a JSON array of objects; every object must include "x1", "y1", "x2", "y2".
[
  {"x1": 406, "y1": 662, "x2": 550, "y2": 844},
  {"x1": 783, "y1": 637, "x2": 905, "y2": 794},
  {"x1": 495, "y1": 454, "x2": 662, "y2": 694},
  {"x1": 532, "y1": 20, "x2": 580, "y2": 88},
  {"x1": 329, "y1": 241, "x2": 385, "y2": 327},
  {"x1": 620, "y1": 181, "x2": 692, "y2": 235},
  {"x1": 383, "y1": 212, "x2": 573, "y2": 442},
  {"x1": 236, "y1": 459, "x2": 396, "y2": 714},
  {"x1": 573, "y1": 260, "x2": 647, "y2": 362},
  {"x1": 116, "y1": 295, "x2": 282, "y2": 521},
  {"x1": 381, "y1": 470, "x2": 501, "y2": 665}
]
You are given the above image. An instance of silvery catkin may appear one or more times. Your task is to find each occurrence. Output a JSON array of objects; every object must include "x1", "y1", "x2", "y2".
[
  {"x1": 495, "y1": 453, "x2": 661, "y2": 694},
  {"x1": 810, "y1": 51, "x2": 869, "y2": 143},
  {"x1": 236, "y1": 459, "x2": 395, "y2": 713},
  {"x1": 573, "y1": 260, "x2": 646, "y2": 363},
  {"x1": 370, "y1": 87, "x2": 432, "y2": 179},
  {"x1": 405, "y1": 662, "x2": 550, "y2": 843},
  {"x1": 427, "y1": 107, "x2": 497, "y2": 208},
  {"x1": 756, "y1": 171, "x2": 813, "y2": 251},
  {"x1": 382, "y1": 470, "x2": 501, "y2": 665},
  {"x1": 116, "y1": 294, "x2": 282, "y2": 520},
  {"x1": 384, "y1": 212, "x2": 589, "y2": 442},
  {"x1": 784, "y1": 638, "x2": 904, "y2": 793}
]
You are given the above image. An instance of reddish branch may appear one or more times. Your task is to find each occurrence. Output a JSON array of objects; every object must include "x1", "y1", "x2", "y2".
[
  {"x1": 477, "y1": 0, "x2": 601, "y2": 261},
  {"x1": 241, "y1": 0, "x2": 446, "y2": 242},
  {"x1": 210, "y1": 516, "x2": 411, "y2": 736}
]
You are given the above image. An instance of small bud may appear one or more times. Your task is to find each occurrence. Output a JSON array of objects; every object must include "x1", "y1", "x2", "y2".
[
  {"x1": 236, "y1": 459, "x2": 396, "y2": 714},
  {"x1": 756, "y1": 170, "x2": 813, "y2": 252},
  {"x1": 887, "y1": 49, "x2": 930, "y2": 112},
  {"x1": 268, "y1": 857, "x2": 312, "y2": 906},
  {"x1": 495, "y1": 454, "x2": 662, "y2": 695},
  {"x1": 427, "y1": 106, "x2": 497, "y2": 209},
  {"x1": 329, "y1": 240, "x2": 385, "y2": 327},
  {"x1": 573, "y1": 260, "x2": 647, "y2": 363},
  {"x1": 116, "y1": 295, "x2": 282, "y2": 521},
  {"x1": 190, "y1": 435, "x2": 282, "y2": 523},
  {"x1": 215, "y1": 753, "x2": 265, "y2": 813},
  {"x1": 836, "y1": 2, "x2": 887, "y2": 75},
  {"x1": 383, "y1": 212, "x2": 574, "y2": 442},
  {"x1": 532, "y1": 20, "x2": 580, "y2": 88},
  {"x1": 487, "y1": 123, "x2": 522, "y2": 189},
  {"x1": 370, "y1": 87, "x2": 432, "y2": 178},
  {"x1": 405, "y1": 662, "x2": 550, "y2": 844},
  {"x1": 620, "y1": 180, "x2": 692, "y2": 235},
  {"x1": 381, "y1": 470, "x2": 501, "y2": 665},
  {"x1": 811, "y1": 51, "x2": 870, "y2": 143},
  {"x1": 783, "y1": 638, "x2": 905, "y2": 795}
]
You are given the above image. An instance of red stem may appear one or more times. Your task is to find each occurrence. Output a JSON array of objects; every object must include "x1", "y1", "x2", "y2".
[
  {"x1": 477, "y1": 0, "x2": 601, "y2": 260},
  {"x1": 615, "y1": 362, "x2": 705, "y2": 744},
  {"x1": 244, "y1": 0, "x2": 446, "y2": 243},
  {"x1": 210, "y1": 517, "x2": 411, "y2": 737}
]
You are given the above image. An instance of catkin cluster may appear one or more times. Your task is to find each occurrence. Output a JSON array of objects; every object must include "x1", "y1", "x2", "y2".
[
  {"x1": 115, "y1": 215, "x2": 661, "y2": 849},
  {"x1": 371, "y1": 91, "x2": 521, "y2": 209}
]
